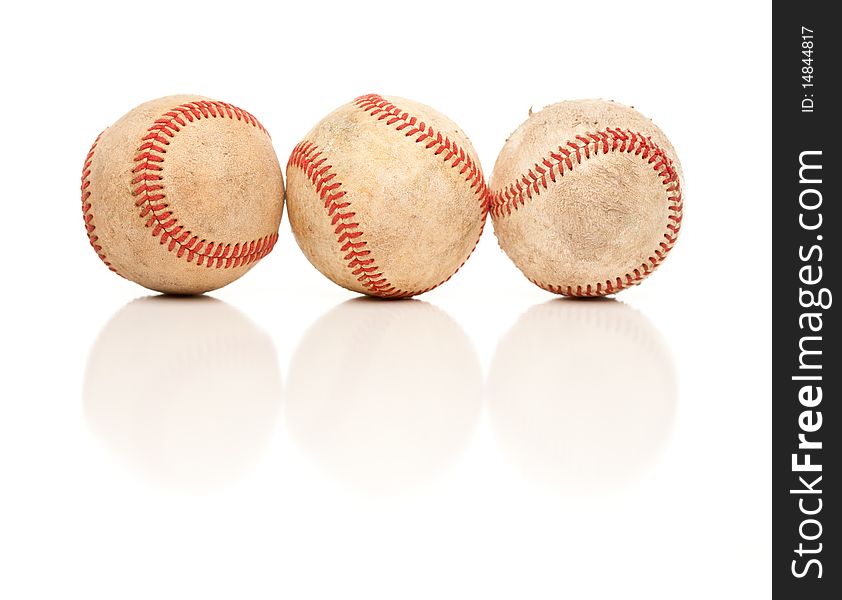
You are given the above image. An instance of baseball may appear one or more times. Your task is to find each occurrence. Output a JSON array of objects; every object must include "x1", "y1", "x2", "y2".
[
  {"x1": 286, "y1": 94, "x2": 487, "y2": 298},
  {"x1": 81, "y1": 95, "x2": 284, "y2": 295},
  {"x1": 488, "y1": 100, "x2": 684, "y2": 296}
]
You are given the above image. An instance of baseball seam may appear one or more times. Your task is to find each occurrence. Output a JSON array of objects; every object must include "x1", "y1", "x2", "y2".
[
  {"x1": 488, "y1": 128, "x2": 683, "y2": 296},
  {"x1": 288, "y1": 140, "x2": 409, "y2": 297},
  {"x1": 128, "y1": 100, "x2": 278, "y2": 270},
  {"x1": 288, "y1": 94, "x2": 488, "y2": 298},
  {"x1": 353, "y1": 94, "x2": 487, "y2": 196},
  {"x1": 81, "y1": 133, "x2": 121, "y2": 276}
]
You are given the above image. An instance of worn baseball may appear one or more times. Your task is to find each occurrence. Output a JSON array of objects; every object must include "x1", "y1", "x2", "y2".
[
  {"x1": 488, "y1": 100, "x2": 684, "y2": 296},
  {"x1": 81, "y1": 95, "x2": 284, "y2": 294},
  {"x1": 286, "y1": 94, "x2": 487, "y2": 298}
]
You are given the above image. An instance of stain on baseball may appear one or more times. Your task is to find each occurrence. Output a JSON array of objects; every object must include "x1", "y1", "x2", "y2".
[
  {"x1": 286, "y1": 94, "x2": 488, "y2": 298},
  {"x1": 489, "y1": 100, "x2": 684, "y2": 296},
  {"x1": 81, "y1": 95, "x2": 284, "y2": 295}
]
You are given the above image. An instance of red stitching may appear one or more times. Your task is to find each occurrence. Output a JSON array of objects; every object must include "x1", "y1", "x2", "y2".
[
  {"x1": 352, "y1": 94, "x2": 487, "y2": 197},
  {"x1": 81, "y1": 133, "x2": 121, "y2": 276},
  {"x1": 288, "y1": 141, "x2": 411, "y2": 297},
  {"x1": 287, "y1": 94, "x2": 488, "y2": 298},
  {"x1": 488, "y1": 128, "x2": 683, "y2": 297},
  {"x1": 130, "y1": 100, "x2": 278, "y2": 270}
]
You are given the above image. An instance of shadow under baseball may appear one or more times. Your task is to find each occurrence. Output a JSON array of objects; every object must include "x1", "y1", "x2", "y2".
[
  {"x1": 487, "y1": 298, "x2": 677, "y2": 494},
  {"x1": 83, "y1": 296, "x2": 283, "y2": 492},
  {"x1": 285, "y1": 297, "x2": 483, "y2": 497}
]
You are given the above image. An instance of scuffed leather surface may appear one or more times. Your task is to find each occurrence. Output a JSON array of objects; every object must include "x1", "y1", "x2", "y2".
[
  {"x1": 85, "y1": 95, "x2": 284, "y2": 294},
  {"x1": 286, "y1": 95, "x2": 486, "y2": 297},
  {"x1": 490, "y1": 99, "x2": 683, "y2": 293}
]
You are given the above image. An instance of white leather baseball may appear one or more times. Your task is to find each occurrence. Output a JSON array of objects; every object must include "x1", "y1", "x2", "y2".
[
  {"x1": 489, "y1": 99, "x2": 684, "y2": 296},
  {"x1": 81, "y1": 95, "x2": 284, "y2": 295},
  {"x1": 285, "y1": 94, "x2": 488, "y2": 298}
]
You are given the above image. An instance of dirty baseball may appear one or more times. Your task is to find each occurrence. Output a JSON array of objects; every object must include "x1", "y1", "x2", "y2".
[
  {"x1": 81, "y1": 95, "x2": 284, "y2": 295},
  {"x1": 285, "y1": 94, "x2": 488, "y2": 298},
  {"x1": 488, "y1": 99, "x2": 684, "y2": 296}
]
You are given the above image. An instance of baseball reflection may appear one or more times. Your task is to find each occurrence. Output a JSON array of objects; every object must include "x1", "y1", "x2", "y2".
[
  {"x1": 487, "y1": 299, "x2": 676, "y2": 493},
  {"x1": 83, "y1": 296, "x2": 282, "y2": 492},
  {"x1": 285, "y1": 298, "x2": 482, "y2": 496}
]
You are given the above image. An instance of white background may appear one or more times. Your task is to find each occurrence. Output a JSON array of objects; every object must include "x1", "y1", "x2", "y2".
[{"x1": 0, "y1": 1, "x2": 770, "y2": 598}]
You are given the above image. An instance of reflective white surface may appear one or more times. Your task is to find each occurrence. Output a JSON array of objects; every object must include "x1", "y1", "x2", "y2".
[
  {"x1": 84, "y1": 297, "x2": 282, "y2": 491},
  {"x1": 0, "y1": 292, "x2": 771, "y2": 600},
  {"x1": 286, "y1": 298, "x2": 482, "y2": 495},
  {"x1": 488, "y1": 299, "x2": 676, "y2": 493}
]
